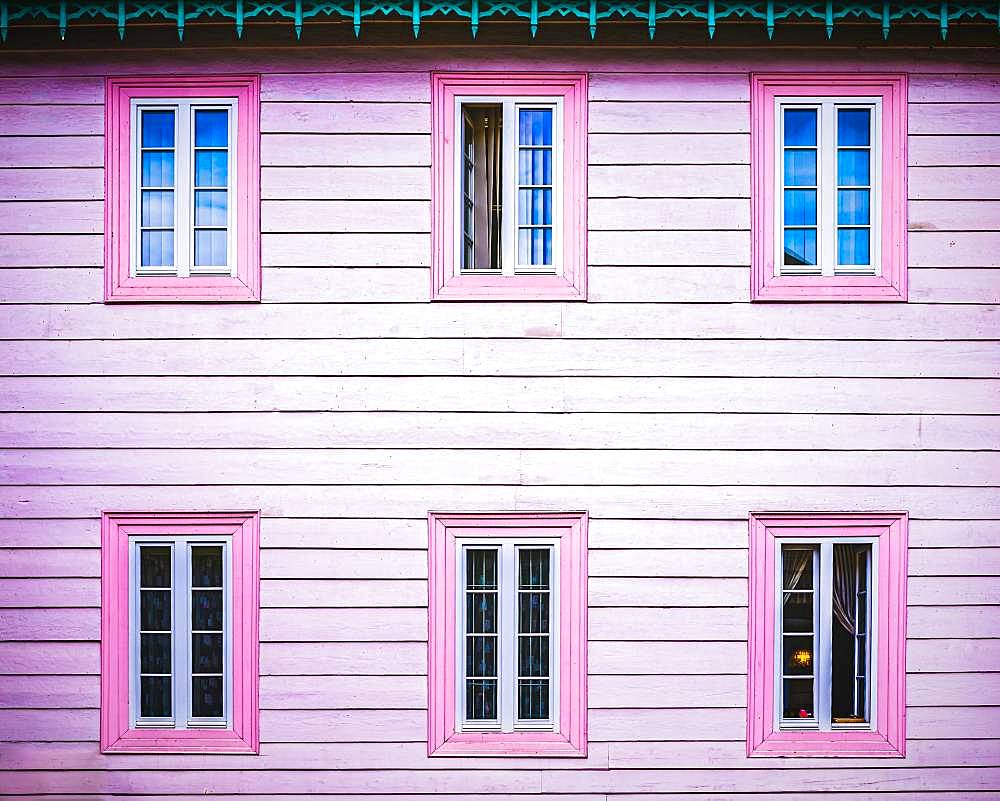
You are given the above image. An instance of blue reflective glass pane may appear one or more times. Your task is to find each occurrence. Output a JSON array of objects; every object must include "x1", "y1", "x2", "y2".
[
  {"x1": 838, "y1": 228, "x2": 870, "y2": 265},
  {"x1": 195, "y1": 151, "x2": 228, "y2": 187},
  {"x1": 519, "y1": 109, "x2": 552, "y2": 146},
  {"x1": 533, "y1": 228, "x2": 552, "y2": 265},
  {"x1": 194, "y1": 229, "x2": 227, "y2": 267},
  {"x1": 784, "y1": 229, "x2": 817, "y2": 266},
  {"x1": 783, "y1": 189, "x2": 817, "y2": 226},
  {"x1": 141, "y1": 151, "x2": 175, "y2": 187},
  {"x1": 141, "y1": 230, "x2": 174, "y2": 267},
  {"x1": 838, "y1": 109, "x2": 871, "y2": 146},
  {"x1": 192, "y1": 675, "x2": 224, "y2": 718},
  {"x1": 838, "y1": 189, "x2": 870, "y2": 225},
  {"x1": 141, "y1": 190, "x2": 174, "y2": 227},
  {"x1": 783, "y1": 109, "x2": 817, "y2": 146},
  {"x1": 191, "y1": 633, "x2": 224, "y2": 674},
  {"x1": 195, "y1": 190, "x2": 228, "y2": 227},
  {"x1": 784, "y1": 150, "x2": 817, "y2": 186},
  {"x1": 195, "y1": 109, "x2": 228, "y2": 148},
  {"x1": 141, "y1": 110, "x2": 174, "y2": 148},
  {"x1": 518, "y1": 228, "x2": 529, "y2": 264},
  {"x1": 518, "y1": 188, "x2": 552, "y2": 225},
  {"x1": 838, "y1": 149, "x2": 870, "y2": 186},
  {"x1": 518, "y1": 149, "x2": 552, "y2": 185}
]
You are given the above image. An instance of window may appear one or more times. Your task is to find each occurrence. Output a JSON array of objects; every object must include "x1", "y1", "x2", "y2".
[
  {"x1": 431, "y1": 73, "x2": 587, "y2": 300},
  {"x1": 101, "y1": 512, "x2": 259, "y2": 753},
  {"x1": 747, "y1": 512, "x2": 907, "y2": 757},
  {"x1": 750, "y1": 74, "x2": 907, "y2": 301},
  {"x1": 105, "y1": 76, "x2": 260, "y2": 301},
  {"x1": 428, "y1": 512, "x2": 587, "y2": 756}
]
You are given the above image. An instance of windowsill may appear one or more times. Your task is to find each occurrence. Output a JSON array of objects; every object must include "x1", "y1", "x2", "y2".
[
  {"x1": 430, "y1": 730, "x2": 586, "y2": 758},
  {"x1": 106, "y1": 274, "x2": 260, "y2": 302},
  {"x1": 749, "y1": 729, "x2": 903, "y2": 758},
  {"x1": 433, "y1": 272, "x2": 585, "y2": 301},
  {"x1": 103, "y1": 727, "x2": 256, "y2": 754},
  {"x1": 752, "y1": 272, "x2": 906, "y2": 302}
]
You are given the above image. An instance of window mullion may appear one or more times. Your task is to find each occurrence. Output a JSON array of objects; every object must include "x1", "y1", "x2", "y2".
[
  {"x1": 176, "y1": 101, "x2": 192, "y2": 278},
  {"x1": 817, "y1": 542, "x2": 834, "y2": 729},
  {"x1": 174, "y1": 539, "x2": 191, "y2": 729},
  {"x1": 500, "y1": 541, "x2": 517, "y2": 731},
  {"x1": 820, "y1": 101, "x2": 836, "y2": 277},
  {"x1": 501, "y1": 99, "x2": 518, "y2": 278}
]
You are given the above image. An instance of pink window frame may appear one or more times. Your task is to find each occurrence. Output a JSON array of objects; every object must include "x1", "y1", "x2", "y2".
[
  {"x1": 750, "y1": 73, "x2": 907, "y2": 302},
  {"x1": 427, "y1": 511, "x2": 588, "y2": 757},
  {"x1": 747, "y1": 512, "x2": 907, "y2": 758},
  {"x1": 430, "y1": 72, "x2": 588, "y2": 301},
  {"x1": 100, "y1": 511, "x2": 260, "y2": 754},
  {"x1": 104, "y1": 75, "x2": 261, "y2": 302}
]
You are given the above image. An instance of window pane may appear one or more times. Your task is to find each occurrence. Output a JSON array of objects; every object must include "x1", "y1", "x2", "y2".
[
  {"x1": 784, "y1": 189, "x2": 817, "y2": 226},
  {"x1": 195, "y1": 151, "x2": 228, "y2": 188},
  {"x1": 467, "y1": 549, "x2": 497, "y2": 590},
  {"x1": 784, "y1": 150, "x2": 817, "y2": 186},
  {"x1": 838, "y1": 228, "x2": 870, "y2": 265},
  {"x1": 141, "y1": 190, "x2": 174, "y2": 227},
  {"x1": 518, "y1": 634, "x2": 549, "y2": 677},
  {"x1": 140, "y1": 590, "x2": 171, "y2": 631},
  {"x1": 141, "y1": 151, "x2": 175, "y2": 188},
  {"x1": 194, "y1": 109, "x2": 228, "y2": 148},
  {"x1": 838, "y1": 189, "x2": 870, "y2": 225},
  {"x1": 519, "y1": 549, "x2": 550, "y2": 590},
  {"x1": 191, "y1": 546, "x2": 223, "y2": 587},
  {"x1": 140, "y1": 632, "x2": 171, "y2": 674},
  {"x1": 191, "y1": 632, "x2": 224, "y2": 674},
  {"x1": 838, "y1": 108, "x2": 871, "y2": 146},
  {"x1": 140, "y1": 675, "x2": 171, "y2": 718},
  {"x1": 192, "y1": 675, "x2": 224, "y2": 718},
  {"x1": 519, "y1": 109, "x2": 552, "y2": 146},
  {"x1": 518, "y1": 148, "x2": 552, "y2": 185},
  {"x1": 517, "y1": 188, "x2": 552, "y2": 226},
  {"x1": 838, "y1": 149, "x2": 870, "y2": 186},
  {"x1": 192, "y1": 589, "x2": 224, "y2": 631},
  {"x1": 140, "y1": 546, "x2": 171, "y2": 587},
  {"x1": 782, "y1": 592, "x2": 813, "y2": 632},
  {"x1": 517, "y1": 228, "x2": 553, "y2": 266},
  {"x1": 466, "y1": 679, "x2": 497, "y2": 720},
  {"x1": 194, "y1": 229, "x2": 227, "y2": 267},
  {"x1": 141, "y1": 110, "x2": 174, "y2": 148},
  {"x1": 783, "y1": 109, "x2": 817, "y2": 146},
  {"x1": 783, "y1": 229, "x2": 817, "y2": 266},
  {"x1": 783, "y1": 678, "x2": 814, "y2": 719},
  {"x1": 518, "y1": 679, "x2": 550, "y2": 720},
  {"x1": 461, "y1": 105, "x2": 503, "y2": 271},
  {"x1": 518, "y1": 591, "x2": 550, "y2": 634},
  {"x1": 141, "y1": 230, "x2": 174, "y2": 267},
  {"x1": 782, "y1": 548, "x2": 813, "y2": 590},
  {"x1": 194, "y1": 190, "x2": 228, "y2": 227},
  {"x1": 783, "y1": 635, "x2": 813, "y2": 676},
  {"x1": 466, "y1": 592, "x2": 497, "y2": 634},
  {"x1": 466, "y1": 635, "x2": 497, "y2": 677}
]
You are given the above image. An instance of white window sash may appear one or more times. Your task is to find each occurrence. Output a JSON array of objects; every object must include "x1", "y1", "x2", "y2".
[
  {"x1": 452, "y1": 95, "x2": 563, "y2": 278},
  {"x1": 773, "y1": 537, "x2": 878, "y2": 733},
  {"x1": 129, "y1": 535, "x2": 233, "y2": 730},
  {"x1": 129, "y1": 97, "x2": 238, "y2": 279},
  {"x1": 774, "y1": 96, "x2": 882, "y2": 279},
  {"x1": 455, "y1": 537, "x2": 560, "y2": 733}
]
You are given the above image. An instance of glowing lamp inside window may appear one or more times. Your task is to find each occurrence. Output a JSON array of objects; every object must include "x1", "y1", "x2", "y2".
[{"x1": 791, "y1": 648, "x2": 812, "y2": 669}]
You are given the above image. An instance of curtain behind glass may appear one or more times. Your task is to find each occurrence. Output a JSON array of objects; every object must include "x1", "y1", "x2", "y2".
[
  {"x1": 469, "y1": 107, "x2": 502, "y2": 270},
  {"x1": 832, "y1": 544, "x2": 860, "y2": 634},
  {"x1": 782, "y1": 548, "x2": 811, "y2": 598}
]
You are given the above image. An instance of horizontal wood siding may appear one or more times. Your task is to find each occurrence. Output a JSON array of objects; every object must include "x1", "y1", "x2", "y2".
[{"x1": 0, "y1": 44, "x2": 998, "y2": 799}]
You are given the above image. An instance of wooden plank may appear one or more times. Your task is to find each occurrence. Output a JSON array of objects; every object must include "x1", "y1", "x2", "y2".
[
  {"x1": 264, "y1": 549, "x2": 426, "y2": 579},
  {"x1": 909, "y1": 232, "x2": 1000, "y2": 268},
  {"x1": 909, "y1": 136, "x2": 1000, "y2": 168},
  {"x1": 262, "y1": 233, "x2": 429, "y2": 267},
  {"x1": 263, "y1": 267, "x2": 429, "y2": 303},
  {"x1": 589, "y1": 674, "x2": 745, "y2": 708},
  {"x1": 0, "y1": 375, "x2": 995, "y2": 415},
  {"x1": 0, "y1": 642, "x2": 97, "y2": 675},
  {"x1": 909, "y1": 103, "x2": 1000, "y2": 135},
  {"x1": 260, "y1": 72, "x2": 431, "y2": 103},
  {"x1": 260, "y1": 608, "x2": 425, "y2": 642},
  {"x1": 0, "y1": 77, "x2": 103, "y2": 103},
  {"x1": 910, "y1": 577, "x2": 1000, "y2": 606},
  {"x1": 261, "y1": 166, "x2": 430, "y2": 200},
  {"x1": 0, "y1": 201, "x2": 102, "y2": 235},
  {"x1": 590, "y1": 164, "x2": 749, "y2": 198},
  {"x1": 261, "y1": 133, "x2": 430, "y2": 167},
  {"x1": 909, "y1": 269, "x2": 1000, "y2": 304},
  {"x1": 589, "y1": 230, "x2": 750, "y2": 265},
  {"x1": 590, "y1": 707, "x2": 745, "y2": 741},
  {"x1": 588, "y1": 520, "x2": 747, "y2": 549},
  {"x1": 8, "y1": 448, "x2": 995, "y2": 488},
  {"x1": 909, "y1": 606, "x2": 1000, "y2": 639},
  {"x1": 589, "y1": 549, "x2": 746, "y2": 578},
  {"x1": 5, "y1": 338, "x2": 996, "y2": 378},
  {"x1": 909, "y1": 706, "x2": 1000, "y2": 740},
  {"x1": 910, "y1": 200, "x2": 1000, "y2": 231},
  {"x1": 261, "y1": 518, "x2": 427, "y2": 550},
  {"x1": 0, "y1": 104, "x2": 103, "y2": 136},
  {"x1": 259, "y1": 675, "x2": 426, "y2": 710},
  {"x1": 589, "y1": 641, "x2": 746, "y2": 675},
  {"x1": 588, "y1": 133, "x2": 748, "y2": 165},
  {"x1": 0, "y1": 234, "x2": 102, "y2": 267},
  {"x1": 590, "y1": 577, "x2": 747, "y2": 607},
  {"x1": 588, "y1": 101, "x2": 749, "y2": 134},
  {"x1": 0, "y1": 675, "x2": 96, "y2": 709},
  {"x1": 0, "y1": 168, "x2": 103, "y2": 201},
  {"x1": 261, "y1": 579, "x2": 427, "y2": 609},
  {"x1": 0, "y1": 519, "x2": 98, "y2": 548},
  {"x1": 909, "y1": 548, "x2": 1000, "y2": 576},
  {"x1": 590, "y1": 607, "x2": 746, "y2": 641},
  {"x1": 0, "y1": 412, "x2": 993, "y2": 450},
  {"x1": 0, "y1": 608, "x2": 99, "y2": 641},
  {"x1": 908, "y1": 74, "x2": 1000, "y2": 102},
  {"x1": 908, "y1": 673, "x2": 1000, "y2": 707},
  {"x1": 260, "y1": 642, "x2": 426, "y2": 676},
  {"x1": 0, "y1": 548, "x2": 99, "y2": 578},
  {"x1": 908, "y1": 638, "x2": 1000, "y2": 673},
  {"x1": 909, "y1": 167, "x2": 1000, "y2": 200},
  {"x1": 0, "y1": 136, "x2": 102, "y2": 168},
  {"x1": 588, "y1": 72, "x2": 751, "y2": 102},
  {"x1": 261, "y1": 200, "x2": 430, "y2": 234},
  {"x1": 0, "y1": 709, "x2": 96, "y2": 742},
  {"x1": 260, "y1": 102, "x2": 430, "y2": 134},
  {"x1": 0, "y1": 578, "x2": 98, "y2": 608},
  {"x1": 910, "y1": 519, "x2": 1000, "y2": 548},
  {"x1": 589, "y1": 197, "x2": 750, "y2": 230}
]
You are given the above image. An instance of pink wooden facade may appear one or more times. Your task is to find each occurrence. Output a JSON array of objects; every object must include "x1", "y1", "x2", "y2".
[{"x1": 0, "y1": 16, "x2": 999, "y2": 800}]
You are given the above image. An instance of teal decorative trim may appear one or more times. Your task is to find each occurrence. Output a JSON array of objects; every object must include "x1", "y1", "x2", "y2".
[{"x1": 1, "y1": 0, "x2": 996, "y2": 40}]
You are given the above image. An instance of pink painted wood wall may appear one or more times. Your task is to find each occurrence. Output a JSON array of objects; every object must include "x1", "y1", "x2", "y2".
[{"x1": 0, "y1": 39, "x2": 999, "y2": 799}]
